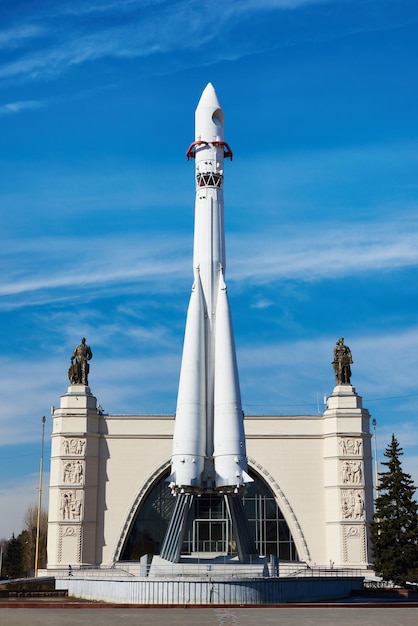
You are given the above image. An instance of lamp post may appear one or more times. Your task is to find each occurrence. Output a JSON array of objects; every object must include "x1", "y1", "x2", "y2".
[
  {"x1": 34, "y1": 416, "x2": 46, "y2": 577},
  {"x1": 372, "y1": 418, "x2": 379, "y2": 501}
]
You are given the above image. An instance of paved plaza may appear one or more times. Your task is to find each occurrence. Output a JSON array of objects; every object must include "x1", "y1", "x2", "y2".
[{"x1": 1, "y1": 607, "x2": 418, "y2": 626}]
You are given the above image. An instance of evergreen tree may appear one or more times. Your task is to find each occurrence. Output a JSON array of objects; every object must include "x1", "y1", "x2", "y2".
[
  {"x1": 370, "y1": 434, "x2": 418, "y2": 586},
  {"x1": 2, "y1": 534, "x2": 24, "y2": 579}
]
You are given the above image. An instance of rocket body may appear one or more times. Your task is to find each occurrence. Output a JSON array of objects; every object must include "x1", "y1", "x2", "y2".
[{"x1": 170, "y1": 84, "x2": 251, "y2": 495}]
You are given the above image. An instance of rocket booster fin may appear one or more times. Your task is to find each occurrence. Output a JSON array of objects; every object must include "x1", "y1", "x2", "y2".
[
  {"x1": 213, "y1": 272, "x2": 251, "y2": 492},
  {"x1": 171, "y1": 272, "x2": 207, "y2": 492}
]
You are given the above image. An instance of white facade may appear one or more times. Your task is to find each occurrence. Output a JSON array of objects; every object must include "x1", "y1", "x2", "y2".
[{"x1": 47, "y1": 382, "x2": 373, "y2": 571}]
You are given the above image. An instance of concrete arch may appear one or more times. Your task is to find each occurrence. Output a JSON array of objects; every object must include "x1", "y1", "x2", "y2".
[
  {"x1": 113, "y1": 458, "x2": 172, "y2": 563},
  {"x1": 113, "y1": 458, "x2": 310, "y2": 563}
]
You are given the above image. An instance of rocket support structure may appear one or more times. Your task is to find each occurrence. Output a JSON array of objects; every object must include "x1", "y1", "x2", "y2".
[{"x1": 169, "y1": 83, "x2": 251, "y2": 496}]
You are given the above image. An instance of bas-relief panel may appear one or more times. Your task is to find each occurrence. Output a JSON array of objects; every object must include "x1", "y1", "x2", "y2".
[
  {"x1": 339, "y1": 438, "x2": 362, "y2": 456},
  {"x1": 62, "y1": 459, "x2": 84, "y2": 485},
  {"x1": 341, "y1": 460, "x2": 363, "y2": 485},
  {"x1": 341, "y1": 489, "x2": 364, "y2": 520},
  {"x1": 59, "y1": 489, "x2": 83, "y2": 521},
  {"x1": 62, "y1": 437, "x2": 86, "y2": 455},
  {"x1": 342, "y1": 524, "x2": 367, "y2": 564},
  {"x1": 58, "y1": 523, "x2": 82, "y2": 564}
]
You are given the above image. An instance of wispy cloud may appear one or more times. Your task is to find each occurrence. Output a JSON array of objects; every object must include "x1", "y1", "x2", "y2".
[
  {"x1": 56, "y1": 0, "x2": 157, "y2": 17},
  {"x1": 237, "y1": 327, "x2": 418, "y2": 404},
  {"x1": 251, "y1": 298, "x2": 274, "y2": 309},
  {"x1": 0, "y1": 0, "x2": 321, "y2": 80},
  {"x1": 1, "y1": 211, "x2": 418, "y2": 310},
  {"x1": 230, "y1": 222, "x2": 418, "y2": 283},
  {"x1": 0, "y1": 234, "x2": 190, "y2": 310},
  {"x1": 0, "y1": 0, "x2": 407, "y2": 86},
  {"x1": 0, "y1": 24, "x2": 46, "y2": 48},
  {"x1": 0, "y1": 99, "x2": 44, "y2": 116}
]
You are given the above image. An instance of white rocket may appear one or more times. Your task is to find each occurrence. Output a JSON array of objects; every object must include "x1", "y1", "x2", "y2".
[{"x1": 170, "y1": 83, "x2": 252, "y2": 495}]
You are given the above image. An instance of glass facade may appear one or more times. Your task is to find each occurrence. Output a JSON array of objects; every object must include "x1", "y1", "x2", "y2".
[{"x1": 120, "y1": 469, "x2": 299, "y2": 562}]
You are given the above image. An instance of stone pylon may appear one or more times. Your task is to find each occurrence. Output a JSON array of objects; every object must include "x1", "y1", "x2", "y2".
[
  {"x1": 323, "y1": 384, "x2": 373, "y2": 567},
  {"x1": 47, "y1": 384, "x2": 101, "y2": 569}
]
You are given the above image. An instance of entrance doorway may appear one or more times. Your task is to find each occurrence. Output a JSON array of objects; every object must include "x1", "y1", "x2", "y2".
[{"x1": 192, "y1": 518, "x2": 230, "y2": 554}]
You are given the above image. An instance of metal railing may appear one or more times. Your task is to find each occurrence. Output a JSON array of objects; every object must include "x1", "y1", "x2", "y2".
[
  {"x1": 284, "y1": 567, "x2": 364, "y2": 579},
  {"x1": 50, "y1": 561, "x2": 366, "y2": 580}
]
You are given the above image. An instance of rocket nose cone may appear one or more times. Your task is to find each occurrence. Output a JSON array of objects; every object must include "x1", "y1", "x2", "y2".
[
  {"x1": 195, "y1": 83, "x2": 224, "y2": 142},
  {"x1": 197, "y1": 83, "x2": 222, "y2": 111}
]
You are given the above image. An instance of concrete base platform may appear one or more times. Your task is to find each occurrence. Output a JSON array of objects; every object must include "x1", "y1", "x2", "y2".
[
  {"x1": 55, "y1": 573, "x2": 365, "y2": 605},
  {"x1": 149, "y1": 554, "x2": 268, "y2": 578}
]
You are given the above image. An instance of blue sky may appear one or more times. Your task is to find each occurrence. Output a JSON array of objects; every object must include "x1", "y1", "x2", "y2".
[{"x1": 1, "y1": 0, "x2": 418, "y2": 540}]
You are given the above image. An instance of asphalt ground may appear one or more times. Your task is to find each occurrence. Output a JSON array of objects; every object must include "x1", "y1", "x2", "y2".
[{"x1": 1, "y1": 605, "x2": 418, "y2": 626}]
